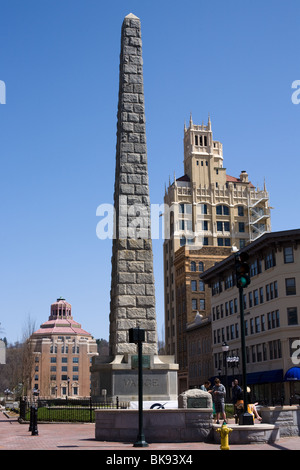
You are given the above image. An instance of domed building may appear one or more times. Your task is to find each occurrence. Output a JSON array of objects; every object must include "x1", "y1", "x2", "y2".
[{"x1": 29, "y1": 297, "x2": 98, "y2": 398}]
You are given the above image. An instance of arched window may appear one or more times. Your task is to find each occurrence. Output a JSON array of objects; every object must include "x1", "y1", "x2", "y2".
[
  {"x1": 199, "y1": 262, "x2": 204, "y2": 272},
  {"x1": 216, "y1": 204, "x2": 229, "y2": 215},
  {"x1": 191, "y1": 261, "x2": 196, "y2": 272}
]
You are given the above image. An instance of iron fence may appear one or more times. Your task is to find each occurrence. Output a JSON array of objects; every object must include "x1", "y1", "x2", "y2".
[{"x1": 19, "y1": 397, "x2": 129, "y2": 423}]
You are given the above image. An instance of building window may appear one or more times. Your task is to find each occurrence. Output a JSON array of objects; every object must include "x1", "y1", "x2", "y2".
[
  {"x1": 240, "y1": 239, "x2": 246, "y2": 249},
  {"x1": 263, "y1": 343, "x2": 267, "y2": 361},
  {"x1": 191, "y1": 280, "x2": 197, "y2": 291},
  {"x1": 191, "y1": 261, "x2": 196, "y2": 271},
  {"x1": 192, "y1": 299, "x2": 197, "y2": 310},
  {"x1": 217, "y1": 238, "x2": 230, "y2": 246},
  {"x1": 225, "y1": 274, "x2": 233, "y2": 289},
  {"x1": 199, "y1": 262, "x2": 204, "y2": 272},
  {"x1": 286, "y1": 278, "x2": 296, "y2": 295},
  {"x1": 259, "y1": 287, "x2": 264, "y2": 303},
  {"x1": 284, "y1": 246, "x2": 294, "y2": 263},
  {"x1": 218, "y1": 221, "x2": 230, "y2": 232},
  {"x1": 253, "y1": 289, "x2": 258, "y2": 306},
  {"x1": 225, "y1": 302, "x2": 229, "y2": 316},
  {"x1": 269, "y1": 340, "x2": 282, "y2": 360},
  {"x1": 199, "y1": 299, "x2": 205, "y2": 310},
  {"x1": 201, "y1": 204, "x2": 207, "y2": 215},
  {"x1": 238, "y1": 206, "x2": 244, "y2": 216},
  {"x1": 261, "y1": 314, "x2": 265, "y2": 331},
  {"x1": 268, "y1": 310, "x2": 280, "y2": 329},
  {"x1": 265, "y1": 251, "x2": 276, "y2": 269},
  {"x1": 199, "y1": 281, "x2": 205, "y2": 291},
  {"x1": 230, "y1": 325, "x2": 235, "y2": 340},
  {"x1": 216, "y1": 205, "x2": 229, "y2": 215},
  {"x1": 250, "y1": 259, "x2": 261, "y2": 277},
  {"x1": 287, "y1": 307, "x2": 298, "y2": 325},
  {"x1": 255, "y1": 316, "x2": 260, "y2": 333},
  {"x1": 257, "y1": 344, "x2": 262, "y2": 362},
  {"x1": 238, "y1": 222, "x2": 245, "y2": 233},
  {"x1": 266, "y1": 284, "x2": 270, "y2": 301},
  {"x1": 249, "y1": 292, "x2": 253, "y2": 308}
]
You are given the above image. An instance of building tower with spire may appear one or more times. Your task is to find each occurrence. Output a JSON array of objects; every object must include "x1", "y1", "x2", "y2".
[{"x1": 164, "y1": 116, "x2": 271, "y2": 391}]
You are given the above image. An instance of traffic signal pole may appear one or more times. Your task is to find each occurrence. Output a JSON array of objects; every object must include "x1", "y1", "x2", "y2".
[
  {"x1": 235, "y1": 252, "x2": 254, "y2": 425},
  {"x1": 238, "y1": 285, "x2": 253, "y2": 425}
]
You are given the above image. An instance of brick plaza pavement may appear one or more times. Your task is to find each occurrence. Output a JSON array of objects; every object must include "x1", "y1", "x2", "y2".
[{"x1": 0, "y1": 412, "x2": 300, "y2": 452}]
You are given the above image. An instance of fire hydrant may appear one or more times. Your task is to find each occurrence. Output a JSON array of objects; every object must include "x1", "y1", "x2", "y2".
[{"x1": 216, "y1": 422, "x2": 232, "y2": 450}]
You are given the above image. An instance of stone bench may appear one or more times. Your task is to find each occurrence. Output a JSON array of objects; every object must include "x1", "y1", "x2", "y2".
[{"x1": 213, "y1": 422, "x2": 280, "y2": 444}]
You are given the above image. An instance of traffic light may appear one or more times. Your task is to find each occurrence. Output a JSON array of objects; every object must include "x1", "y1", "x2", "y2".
[{"x1": 235, "y1": 252, "x2": 251, "y2": 288}]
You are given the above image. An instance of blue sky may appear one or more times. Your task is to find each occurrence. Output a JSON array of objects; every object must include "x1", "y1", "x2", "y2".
[{"x1": 0, "y1": 0, "x2": 299, "y2": 345}]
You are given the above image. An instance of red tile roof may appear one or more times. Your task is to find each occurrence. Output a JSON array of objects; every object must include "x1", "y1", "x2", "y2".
[{"x1": 33, "y1": 318, "x2": 91, "y2": 337}]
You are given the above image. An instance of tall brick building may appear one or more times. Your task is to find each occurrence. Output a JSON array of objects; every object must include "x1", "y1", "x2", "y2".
[
  {"x1": 29, "y1": 297, "x2": 98, "y2": 398},
  {"x1": 163, "y1": 116, "x2": 271, "y2": 391}
]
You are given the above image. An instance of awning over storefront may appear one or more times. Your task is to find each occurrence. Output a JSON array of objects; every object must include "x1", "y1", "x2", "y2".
[
  {"x1": 247, "y1": 369, "x2": 283, "y2": 384},
  {"x1": 284, "y1": 367, "x2": 300, "y2": 381}
]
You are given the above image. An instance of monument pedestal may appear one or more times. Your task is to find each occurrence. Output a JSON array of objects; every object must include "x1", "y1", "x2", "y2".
[{"x1": 91, "y1": 354, "x2": 178, "y2": 402}]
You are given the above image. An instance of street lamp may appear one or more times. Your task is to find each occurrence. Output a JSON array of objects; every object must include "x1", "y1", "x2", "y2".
[
  {"x1": 222, "y1": 342, "x2": 229, "y2": 398},
  {"x1": 227, "y1": 355, "x2": 240, "y2": 376},
  {"x1": 67, "y1": 377, "x2": 70, "y2": 398}
]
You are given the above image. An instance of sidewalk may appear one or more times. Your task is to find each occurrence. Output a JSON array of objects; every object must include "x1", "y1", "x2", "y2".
[{"x1": 0, "y1": 412, "x2": 299, "y2": 451}]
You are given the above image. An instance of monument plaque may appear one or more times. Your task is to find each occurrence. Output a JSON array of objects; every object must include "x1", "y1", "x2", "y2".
[{"x1": 131, "y1": 355, "x2": 150, "y2": 369}]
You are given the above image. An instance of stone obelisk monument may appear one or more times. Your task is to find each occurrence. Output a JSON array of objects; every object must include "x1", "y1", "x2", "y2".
[{"x1": 91, "y1": 13, "x2": 178, "y2": 403}]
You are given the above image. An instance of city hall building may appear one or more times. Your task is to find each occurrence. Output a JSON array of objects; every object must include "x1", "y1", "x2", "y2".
[
  {"x1": 201, "y1": 229, "x2": 300, "y2": 405},
  {"x1": 29, "y1": 297, "x2": 98, "y2": 398}
]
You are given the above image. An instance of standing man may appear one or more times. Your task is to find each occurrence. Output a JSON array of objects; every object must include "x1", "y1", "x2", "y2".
[
  {"x1": 232, "y1": 378, "x2": 243, "y2": 420},
  {"x1": 210, "y1": 378, "x2": 226, "y2": 424}
]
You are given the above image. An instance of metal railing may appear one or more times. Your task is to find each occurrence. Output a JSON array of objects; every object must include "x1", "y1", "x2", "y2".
[{"x1": 19, "y1": 397, "x2": 129, "y2": 423}]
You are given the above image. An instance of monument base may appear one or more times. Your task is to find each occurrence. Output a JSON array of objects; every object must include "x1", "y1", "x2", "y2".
[
  {"x1": 90, "y1": 354, "x2": 178, "y2": 402},
  {"x1": 95, "y1": 409, "x2": 213, "y2": 443}
]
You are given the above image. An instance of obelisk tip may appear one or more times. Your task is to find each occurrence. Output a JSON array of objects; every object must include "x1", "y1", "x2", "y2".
[{"x1": 125, "y1": 13, "x2": 140, "y2": 20}]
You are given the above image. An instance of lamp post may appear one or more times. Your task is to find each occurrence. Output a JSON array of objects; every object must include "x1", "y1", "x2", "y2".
[
  {"x1": 129, "y1": 327, "x2": 148, "y2": 447},
  {"x1": 227, "y1": 355, "x2": 240, "y2": 377},
  {"x1": 222, "y1": 342, "x2": 229, "y2": 398}
]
